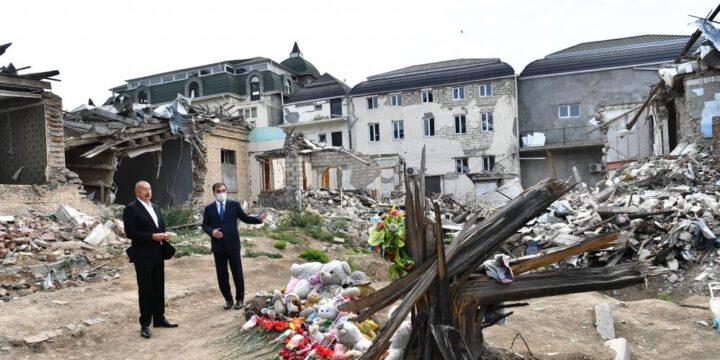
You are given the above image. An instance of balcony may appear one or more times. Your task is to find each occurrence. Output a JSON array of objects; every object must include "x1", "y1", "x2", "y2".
[{"x1": 520, "y1": 125, "x2": 604, "y2": 151}]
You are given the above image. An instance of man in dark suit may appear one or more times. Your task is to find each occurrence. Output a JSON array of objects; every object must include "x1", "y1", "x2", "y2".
[
  {"x1": 202, "y1": 182, "x2": 266, "y2": 310},
  {"x1": 123, "y1": 180, "x2": 179, "y2": 339}
]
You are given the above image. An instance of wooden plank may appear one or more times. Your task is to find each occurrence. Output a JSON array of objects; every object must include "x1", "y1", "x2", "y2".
[
  {"x1": 458, "y1": 264, "x2": 646, "y2": 305},
  {"x1": 0, "y1": 74, "x2": 50, "y2": 89},
  {"x1": 433, "y1": 201, "x2": 451, "y2": 325},
  {"x1": 431, "y1": 325, "x2": 475, "y2": 360},
  {"x1": 84, "y1": 108, "x2": 140, "y2": 126}
]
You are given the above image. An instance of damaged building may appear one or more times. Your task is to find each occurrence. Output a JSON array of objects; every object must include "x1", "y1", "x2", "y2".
[
  {"x1": 349, "y1": 59, "x2": 521, "y2": 202},
  {"x1": 63, "y1": 95, "x2": 251, "y2": 207},
  {"x1": 518, "y1": 35, "x2": 692, "y2": 188},
  {"x1": 0, "y1": 43, "x2": 97, "y2": 215}
]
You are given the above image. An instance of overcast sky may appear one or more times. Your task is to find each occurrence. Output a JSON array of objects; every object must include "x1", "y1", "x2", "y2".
[{"x1": 2, "y1": 0, "x2": 718, "y2": 109}]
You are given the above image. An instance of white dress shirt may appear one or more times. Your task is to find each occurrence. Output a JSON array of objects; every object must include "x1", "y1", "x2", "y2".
[{"x1": 137, "y1": 198, "x2": 159, "y2": 228}]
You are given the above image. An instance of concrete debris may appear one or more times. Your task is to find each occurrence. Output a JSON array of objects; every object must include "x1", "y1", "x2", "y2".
[
  {"x1": 604, "y1": 337, "x2": 632, "y2": 360},
  {"x1": 594, "y1": 303, "x2": 616, "y2": 340}
]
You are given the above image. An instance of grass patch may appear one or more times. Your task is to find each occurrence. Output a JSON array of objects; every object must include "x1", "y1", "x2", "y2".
[
  {"x1": 304, "y1": 225, "x2": 334, "y2": 242},
  {"x1": 657, "y1": 291, "x2": 671, "y2": 301},
  {"x1": 240, "y1": 228, "x2": 268, "y2": 237},
  {"x1": 346, "y1": 257, "x2": 361, "y2": 272},
  {"x1": 298, "y1": 248, "x2": 329, "y2": 263},
  {"x1": 175, "y1": 244, "x2": 211, "y2": 257},
  {"x1": 270, "y1": 231, "x2": 301, "y2": 245},
  {"x1": 353, "y1": 247, "x2": 372, "y2": 255},
  {"x1": 169, "y1": 229, "x2": 201, "y2": 244},
  {"x1": 282, "y1": 211, "x2": 322, "y2": 228},
  {"x1": 274, "y1": 240, "x2": 288, "y2": 250},
  {"x1": 242, "y1": 239, "x2": 256, "y2": 248},
  {"x1": 163, "y1": 207, "x2": 194, "y2": 228},
  {"x1": 245, "y1": 249, "x2": 282, "y2": 259}
]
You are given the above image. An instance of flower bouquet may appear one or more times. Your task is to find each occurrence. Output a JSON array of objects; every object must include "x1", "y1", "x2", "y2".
[{"x1": 368, "y1": 206, "x2": 415, "y2": 279}]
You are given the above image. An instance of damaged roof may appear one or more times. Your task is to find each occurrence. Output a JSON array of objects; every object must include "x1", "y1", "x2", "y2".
[
  {"x1": 350, "y1": 58, "x2": 514, "y2": 96},
  {"x1": 285, "y1": 73, "x2": 351, "y2": 104},
  {"x1": 520, "y1": 35, "x2": 692, "y2": 78},
  {"x1": 0, "y1": 42, "x2": 59, "y2": 97}
]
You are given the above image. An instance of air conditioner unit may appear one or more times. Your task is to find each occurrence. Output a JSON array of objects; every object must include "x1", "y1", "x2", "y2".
[
  {"x1": 589, "y1": 163, "x2": 603, "y2": 173},
  {"x1": 406, "y1": 166, "x2": 420, "y2": 176}
]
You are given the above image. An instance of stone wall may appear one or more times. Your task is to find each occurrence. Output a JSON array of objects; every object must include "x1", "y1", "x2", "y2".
[
  {"x1": 0, "y1": 184, "x2": 99, "y2": 216},
  {"x1": 199, "y1": 124, "x2": 250, "y2": 204},
  {"x1": 257, "y1": 189, "x2": 301, "y2": 210}
]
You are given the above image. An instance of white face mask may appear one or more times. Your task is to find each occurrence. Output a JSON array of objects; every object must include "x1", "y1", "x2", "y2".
[{"x1": 215, "y1": 193, "x2": 227, "y2": 203}]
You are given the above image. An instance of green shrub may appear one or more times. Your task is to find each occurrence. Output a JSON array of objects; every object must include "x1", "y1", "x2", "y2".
[
  {"x1": 163, "y1": 207, "x2": 194, "y2": 228},
  {"x1": 242, "y1": 239, "x2": 256, "y2": 248},
  {"x1": 240, "y1": 228, "x2": 263, "y2": 237},
  {"x1": 175, "y1": 244, "x2": 211, "y2": 257},
  {"x1": 245, "y1": 249, "x2": 282, "y2": 259},
  {"x1": 282, "y1": 211, "x2": 322, "y2": 228},
  {"x1": 298, "y1": 248, "x2": 329, "y2": 263},
  {"x1": 657, "y1": 291, "x2": 671, "y2": 301},
  {"x1": 274, "y1": 240, "x2": 288, "y2": 250},
  {"x1": 304, "y1": 225, "x2": 334, "y2": 242},
  {"x1": 271, "y1": 231, "x2": 301, "y2": 245}
]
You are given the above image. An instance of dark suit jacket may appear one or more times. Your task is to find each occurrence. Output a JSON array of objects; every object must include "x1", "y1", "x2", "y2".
[
  {"x1": 123, "y1": 199, "x2": 166, "y2": 263},
  {"x1": 202, "y1": 200, "x2": 261, "y2": 253}
]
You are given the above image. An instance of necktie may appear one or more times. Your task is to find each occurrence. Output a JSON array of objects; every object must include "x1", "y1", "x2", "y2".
[{"x1": 219, "y1": 202, "x2": 225, "y2": 220}]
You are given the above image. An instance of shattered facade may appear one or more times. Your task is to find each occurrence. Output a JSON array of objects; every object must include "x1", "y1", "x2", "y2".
[{"x1": 350, "y1": 59, "x2": 520, "y2": 202}]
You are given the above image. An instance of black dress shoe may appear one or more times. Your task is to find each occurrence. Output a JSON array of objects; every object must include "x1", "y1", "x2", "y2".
[
  {"x1": 234, "y1": 301, "x2": 243, "y2": 310},
  {"x1": 140, "y1": 326, "x2": 151, "y2": 339},
  {"x1": 153, "y1": 319, "x2": 179, "y2": 328},
  {"x1": 224, "y1": 301, "x2": 233, "y2": 310}
]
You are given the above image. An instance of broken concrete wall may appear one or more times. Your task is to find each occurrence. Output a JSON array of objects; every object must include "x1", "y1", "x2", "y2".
[
  {"x1": 309, "y1": 150, "x2": 403, "y2": 198},
  {"x1": 601, "y1": 105, "x2": 653, "y2": 164},
  {"x1": 0, "y1": 184, "x2": 98, "y2": 216},
  {"x1": 0, "y1": 101, "x2": 46, "y2": 184},
  {"x1": 113, "y1": 138, "x2": 193, "y2": 207},
  {"x1": 197, "y1": 124, "x2": 250, "y2": 205},
  {"x1": 683, "y1": 72, "x2": 720, "y2": 142},
  {"x1": 520, "y1": 147, "x2": 604, "y2": 188}
]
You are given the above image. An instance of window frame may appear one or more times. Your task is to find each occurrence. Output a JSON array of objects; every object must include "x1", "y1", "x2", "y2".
[
  {"x1": 558, "y1": 103, "x2": 580, "y2": 118},
  {"x1": 221, "y1": 149, "x2": 236, "y2": 165},
  {"x1": 421, "y1": 89, "x2": 433, "y2": 103},
  {"x1": 483, "y1": 156, "x2": 496, "y2": 172},
  {"x1": 423, "y1": 117, "x2": 435, "y2": 137},
  {"x1": 366, "y1": 97, "x2": 378, "y2": 109},
  {"x1": 452, "y1": 86, "x2": 465, "y2": 100},
  {"x1": 250, "y1": 76, "x2": 261, "y2": 101},
  {"x1": 481, "y1": 112, "x2": 494, "y2": 132},
  {"x1": 392, "y1": 120, "x2": 405, "y2": 140},
  {"x1": 318, "y1": 133, "x2": 327, "y2": 143},
  {"x1": 390, "y1": 94, "x2": 403, "y2": 107},
  {"x1": 454, "y1": 114, "x2": 467, "y2": 134},
  {"x1": 369, "y1": 123, "x2": 380, "y2": 142},
  {"x1": 455, "y1": 158, "x2": 469, "y2": 174},
  {"x1": 479, "y1": 83, "x2": 492, "y2": 97}
]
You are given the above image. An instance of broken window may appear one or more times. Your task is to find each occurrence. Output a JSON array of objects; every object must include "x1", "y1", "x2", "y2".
[
  {"x1": 285, "y1": 79, "x2": 292, "y2": 94},
  {"x1": 452, "y1": 86, "x2": 465, "y2": 100},
  {"x1": 454, "y1": 115, "x2": 467, "y2": 134},
  {"x1": 483, "y1": 156, "x2": 496, "y2": 172},
  {"x1": 261, "y1": 157, "x2": 286, "y2": 191},
  {"x1": 390, "y1": 94, "x2": 402, "y2": 107},
  {"x1": 369, "y1": 123, "x2": 380, "y2": 142},
  {"x1": 481, "y1": 112, "x2": 494, "y2": 132},
  {"x1": 424, "y1": 117, "x2": 435, "y2": 137},
  {"x1": 0, "y1": 102, "x2": 47, "y2": 184},
  {"x1": 559, "y1": 103, "x2": 580, "y2": 118},
  {"x1": 330, "y1": 98, "x2": 342, "y2": 117},
  {"x1": 187, "y1": 81, "x2": 201, "y2": 98},
  {"x1": 367, "y1": 97, "x2": 378, "y2": 109},
  {"x1": 392, "y1": 120, "x2": 404, "y2": 140},
  {"x1": 455, "y1": 158, "x2": 469, "y2": 174},
  {"x1": 137, "y1": 90, "x2": 149, "y2": 104},
  {"x1": 314, "y1": 104, "x2": 323, "y2": 111},
  {"x1": 318, "y1": 133, "x2": 327, "y2": 143},
  {"x1": 331, "y1": 132, "x2": 343, "y2": 147},
  {"x1": 421, "y1": 89, "x2": 433, "y2": 103},
  {"x1": 221, "y1": 149, "x2": 236, "y2": 165},
  {"x1": 250, "y1": 76, "x2": 261, "y2": 101},
  {"x1": 479, "y1": 83, "x2": 492, "y2": 97}
]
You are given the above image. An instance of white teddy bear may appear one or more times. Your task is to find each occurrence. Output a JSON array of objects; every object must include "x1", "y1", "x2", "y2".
[{"x1": 337, "y1": 321, "x2": 372, "y2": 353}]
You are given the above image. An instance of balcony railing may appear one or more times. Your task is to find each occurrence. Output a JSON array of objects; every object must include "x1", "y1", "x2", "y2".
[{"x1": 520, "y1": 125, "x2": 604, "y2": 149}]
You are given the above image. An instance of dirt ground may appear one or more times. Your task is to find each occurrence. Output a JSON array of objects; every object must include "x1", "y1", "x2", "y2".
[{"x1": 1, "y1": 237, "x2": 719, "y2": 360}]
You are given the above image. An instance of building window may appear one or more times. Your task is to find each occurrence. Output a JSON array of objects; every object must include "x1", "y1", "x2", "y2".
[
  {"x1": 452, "y1": 87, "x2": 465, "y2": 100},
  {"x1": 314, "y1": 104, "x2": 323, "y2": 111},
  {"x1": 367, "y1": 97, "x2": 378, "y2": 109},
  {"x1": 330, "y1": 98, "x2": 342, "y2": 117},
  {"x1": 187, "y1": 81, "x2": 201, "y2": 98},
  {"x1": 318, "y1": 133, "x2": 327, "y2": 143},
  {"x1": 221, "y1": 149, "x2": 236, "y2": 165},
  {"x1": 285, "y1": 79, "x2": 292, "y2": 94},
  {"x1": 481, "y1": 112, "x2": 494, "y2": 132},
  {"x1": 369, "y1": 123, "x2": 380, "y2": 142},
  {"x1": 390, "y1": 94, "x2": 403, "y2": 107},
  {"x1": 241, "y1": 107, "x2": 257, "y2": 118},
  {"x1": 483, "y1": 156, "x2": 496, "y2": 172},
  {"x1": 454, "y1": 115, "x2": 467, "y2": 134},
  {"x1": 455, "y1": 158, "x2": 469, "y2": 174},
  {"x1": 423, "y1": 117, "x2": 435, "y2": 137},
  {"x1": 392, "y1": 120, "x2": 404, "y2": 140},
  {"x1": 559, "y1": 103, "x2": 580, "y2": 118},
  {"x1": 479, "y1": 83, "x2": 492, "y2": 97},
  {"x1": 421, "y1": 89, "x2": 433, "y2": 103},
  {"x1": 331, "y1": 132, "x2": 343, "y2": 147},
  {"x1": 250, "y1": 76, "x2": 261, "y2": 101},
  {"x1": 137, "y1": 90, "x2": 149, "y2": 104}
]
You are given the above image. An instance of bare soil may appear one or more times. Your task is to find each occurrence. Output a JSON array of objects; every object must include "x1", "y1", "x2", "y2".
[{"x1": 1, "y1": 237, "x2": 718, "y2": 360}]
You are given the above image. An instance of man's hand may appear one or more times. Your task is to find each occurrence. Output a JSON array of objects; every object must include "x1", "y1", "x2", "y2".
[
  {"x1": 212, "y1": 228, "x2": 224, "y2": 239},
  {"x1": 258, "y1": 213, "x2": 268, "y2": 222},
  {"x1": 152, "y1": 232, "x2": 175, "y2": 241}
]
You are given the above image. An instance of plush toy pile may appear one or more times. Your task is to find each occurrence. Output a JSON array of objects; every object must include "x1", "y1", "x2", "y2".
[{"x1": 241, "y1": 260, "x2": 411, "y2": 359}]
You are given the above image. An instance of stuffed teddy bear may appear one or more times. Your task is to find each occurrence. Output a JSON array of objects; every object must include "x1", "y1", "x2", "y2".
[
  {"x1": 336, "y1": 321, "x2": 372, "y2": 353},
  {"x1": 272, "y1": 289, "x2": 287, "y2": 318},
  {"x1": 355, "y1": 319, "x2": 379, "y2": 340},
  {"x1": 284, "y1": 293, "x2": 302, "y2": 317},
  {"x1": 385, "y1": 320, "x2": 412, "y2": 360},
  {"x1": 320, "y1": 260, "x2": 352, "y2": 295},
  {"x1": 315, "y1": 302, "x2": 339, "y2": 331},
  {"x1": 286, "y1": 262, "x2": 323, "y2": 296}
]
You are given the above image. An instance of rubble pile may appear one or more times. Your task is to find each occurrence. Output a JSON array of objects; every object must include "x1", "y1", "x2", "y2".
[
  {"x1": 0, "y1": 206, "x2": 128, "y2": 301},
  {"x1": 512, "y1": 143, "x2": 720, "y2": 294}
]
